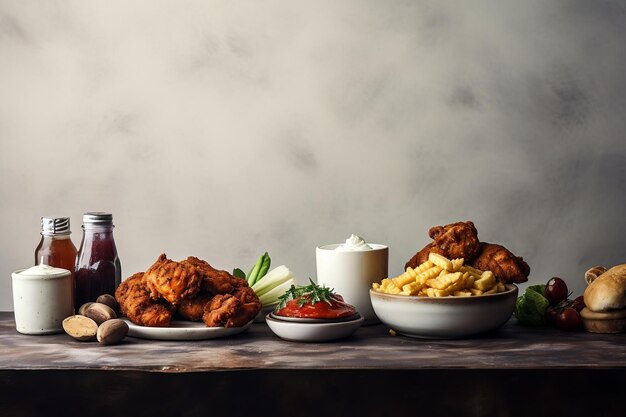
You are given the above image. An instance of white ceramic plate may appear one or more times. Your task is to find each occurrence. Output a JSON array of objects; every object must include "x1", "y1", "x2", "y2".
[
  {"x1": 265, "y1": 314, "x2": 364, "y2": 342},
  {"x1": 123, "y1": 319, "x2": 253, "y2": 341},
  {"x1": 253, "y1": 305, "x2": 276, "y2": 323}
]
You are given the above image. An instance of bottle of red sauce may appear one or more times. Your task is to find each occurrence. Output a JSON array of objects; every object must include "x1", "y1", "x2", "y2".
[
  {"x1": 74, "y1": 212, "x2": 121, "y2": 310},
  {"x1": 35, "y1": 217, "x2": 78, "y2": 308}
]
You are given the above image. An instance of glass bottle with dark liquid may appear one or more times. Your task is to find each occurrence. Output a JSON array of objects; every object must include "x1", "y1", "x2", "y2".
[
  {"x1": 75, "y1": 212, "x2": 121, "y2": 310},
  {"x1": 35, "y1": 217, "x2": 78, "y2": 309}
]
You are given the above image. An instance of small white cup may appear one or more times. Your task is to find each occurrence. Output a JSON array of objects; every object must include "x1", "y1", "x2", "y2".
[
  {"x1": 316, "y1": 244, "x2": 388, "y2": 324},
  {"x1": 12, "y1": 266, "x2": 73, "y2": 334}
]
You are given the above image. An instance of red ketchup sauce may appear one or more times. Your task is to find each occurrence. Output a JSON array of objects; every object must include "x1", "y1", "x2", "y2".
[{"x1": 275, "y1": 294, "x2": 357, "y2": 319}]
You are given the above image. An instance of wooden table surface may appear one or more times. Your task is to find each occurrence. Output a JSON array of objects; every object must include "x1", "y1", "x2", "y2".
[
  {"x1": 1, "y1": 312, "x2": 625, "y2": 371},
  {"x1": 1, "y1": 312, "x2": 625, "y2": 417}
]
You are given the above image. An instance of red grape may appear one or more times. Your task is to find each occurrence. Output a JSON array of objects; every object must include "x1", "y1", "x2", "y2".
[
  {"x1": 545, "y1": 277, "x2": 569, "y2": 305},
  {"x1": 556, "y1": 307, "x2": 581, "y2": 331},
  {"x1": 546, "y1": 307, "x2": 559, "y2": 324},
  {"x1": 571, "y1": 295, "x2": 585, "y2": 313}
]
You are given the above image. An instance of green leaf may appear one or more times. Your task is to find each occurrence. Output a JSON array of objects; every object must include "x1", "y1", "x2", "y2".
[
  {"x1": 527, "y1": 284, "x2": 546, "y2": 297},
  {"x1": 515, "y1": 285, "x2": 549, "y2": 326},
  {"x1": 232, "y1": 268, "x2": 246, "y2": 279}
]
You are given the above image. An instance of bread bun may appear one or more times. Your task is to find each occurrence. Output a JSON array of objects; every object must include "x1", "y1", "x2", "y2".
[
  {"x1": 583, "y1": 264, "x2": 626, "y2": 312},
  {"x1": 584, "y1": 265, "x2": 607, "y2": 285},
  {"x1": 580, "y1": 307, "x2": 626, "y2": 334}
]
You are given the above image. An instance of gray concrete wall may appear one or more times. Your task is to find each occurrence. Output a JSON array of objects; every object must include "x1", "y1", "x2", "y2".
[{"x1": 2, "y1": 0, "x2": 625, "y2": 309}]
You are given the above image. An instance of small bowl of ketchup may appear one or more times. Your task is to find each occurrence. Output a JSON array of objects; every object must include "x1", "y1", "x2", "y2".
[{"x1": 266, "y1": 280, "x2": 364, "y2": 342}]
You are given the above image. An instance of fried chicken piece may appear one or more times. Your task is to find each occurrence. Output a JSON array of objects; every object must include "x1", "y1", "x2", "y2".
[
  {"x1": 184, "y1": 256, "x2": 246, "y2": 295},
  {"x1": 405, "y1": 221, "x2": 481, "y2": 271},
  {"x1": 115, "y1": 272, "x2": 142, "y2": 307},
  {"x1": 231, "y1": 287, "x2": 261, "y2": 325},
  {"x1": 405, "y1": 242, "x2": 447, "y2": 271},
  {"x1": 203, "y1": 294, "x2": 242, "y2": 327},
  {"x1": 115, "y1": 272, "x2": 174, "y2": 327},
  {"x1": 178, "y1": 257, "x2": 259, "y2": 326},
  {"x1": 231, "y1": 276, "x2": 249, "y2": 289},
  {"x1": 234, "y1": 286, "x2": 261, "y2": 307},
  {"x1": 176, "y1": 292, "x2": 213, "y2": 322},
  {"x1": 428, "y1": 221, "x2": 481, "y2": 261},
  {"x1": 470, "y1": 243, "x2": 530, "y2": 284},
  {"x1": 144, "y1": 253, "x2": 202, "y2": 304},
  {"x1": 203, "y1": 292, "x2": 261, "y2": 328},
  {"x1": 226, "y1": 302, "x2": 262, "y2": 327}
]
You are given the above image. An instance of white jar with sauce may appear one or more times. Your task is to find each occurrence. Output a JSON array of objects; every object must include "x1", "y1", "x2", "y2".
[
  {"x1": 12, "y1": 264, "x2": 73, "y2": 334},
  {"x1": 316, "y1": 235, "x2": 389, "y2": 324}
]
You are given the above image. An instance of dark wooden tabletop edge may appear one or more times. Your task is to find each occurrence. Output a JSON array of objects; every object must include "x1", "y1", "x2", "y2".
[{"x1": 2, "y1": 364, "x2": 626, "y2": 373}]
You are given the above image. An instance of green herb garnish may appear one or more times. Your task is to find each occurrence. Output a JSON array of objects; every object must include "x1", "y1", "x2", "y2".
[{"x1": 275, "y1": 279, "x2": 335, "y2": 310}]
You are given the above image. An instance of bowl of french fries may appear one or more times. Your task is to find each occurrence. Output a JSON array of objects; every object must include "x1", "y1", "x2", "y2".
[{"x1": 370, "y1": 253, "x2": 518, "y2": 338}]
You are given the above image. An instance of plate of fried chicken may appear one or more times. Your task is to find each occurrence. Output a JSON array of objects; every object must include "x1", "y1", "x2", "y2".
[{"x1": 115, "y1": 254, "x2": 262, "y2": 340}]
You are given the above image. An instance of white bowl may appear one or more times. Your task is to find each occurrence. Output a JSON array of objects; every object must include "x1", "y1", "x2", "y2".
[
  {"x1": 370, "y1": 284, "x2": 518, "y2": 339},
  {"x1": 265, "y1": 314, "x2": 364, "y2": 342}
]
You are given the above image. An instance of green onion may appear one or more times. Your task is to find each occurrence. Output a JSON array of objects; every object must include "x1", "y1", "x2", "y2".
[
  {"x1": 252, "y1": 265, "x2": 292, "y2": 295},
  {"x1": 256, "y1": 253, "x2": 271, "y2": 284},
  {"x1": 258, "y1": 280, "x2": 295, "y2": 307},
  {"x1": 251, "y1": 265, "x2": 294, "y2": 308},
  {"x1": 247, "y1": 254, "x2": 264, "y2": 285}
]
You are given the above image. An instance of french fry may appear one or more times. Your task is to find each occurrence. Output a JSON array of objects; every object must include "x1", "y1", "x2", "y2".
[
  {"x1": 426, "y1": 287, "x2": 448, "y2": 297},
  {"x1": 413, "y1": 260, "x2": 434, "y2": 273},
  {"x1": 380, "y1": 278, "x2": 401, "y2": 294},
  {"x1": 449, "y1": 272, "x2": 470, "y2": 293},
  {"x1": 428, "y1": 252, "x2": 454, "y2": 271},
  {"x1": 426, "y1": 271, "x2": 462, "y2": 290},
  {"x1": 464, "y1": 275, "x2": 475, "y2": 289},
  {"x1": 461, "y1": 265, "x2": 484, "y2": 277},
  {"x1": 484, "y1": 286, "x2": 499, "y2": 295},
  {"x1": 450, "y1": 258, "x2": 464, "y2": 272},
  {"x1": 386, "y1": 284, "x2": 401, "y2": 294},
  {"x1": 385, "y1": 261, "x2": 437, "y2": 290},
  {"x1": 401, "y1": 281, "x2": 423, "y2": 296},
  {"x1": 372, "y1": 253, "x2": 501, "y2": 297},
  {"x1": 460, "y1": 268, "x2": 482, "y2": 281},
  {"x1": 473, "y1": 271, "x2": 496, "y2": 291},
  {"x1": 484, "y1": 282, "x2": 506, "y2": 295},
  {"x1": 392, "y1": 267, "x2": 418, "y2": 288},
  {"x1": 416, "y1": 266, "x2": 443, "y2": 285}
]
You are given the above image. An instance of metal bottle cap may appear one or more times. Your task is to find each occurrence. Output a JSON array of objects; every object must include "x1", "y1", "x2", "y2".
[
  {"x1": 82, "y1": 212, "x2": 114, "y2": 226},
  {"x1": 41, "y1": 217, "x2": 72, "y2": 235}
]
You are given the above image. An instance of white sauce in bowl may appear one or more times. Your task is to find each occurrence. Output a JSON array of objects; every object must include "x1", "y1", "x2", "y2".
[{"x1": 335, "y1": 234, "x2": 373, "y2": 251}]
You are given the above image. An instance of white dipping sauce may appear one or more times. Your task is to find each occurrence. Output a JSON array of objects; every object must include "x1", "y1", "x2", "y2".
[
  {"x1": 18, "y1": 264, "x2": 69, "y2": 276},
  {"x1": 12, "y1": 264, "x2": 73, "y2": 335},
  {"x1": 335, "y1": 234, "x2": 373, "y2": 251}
]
